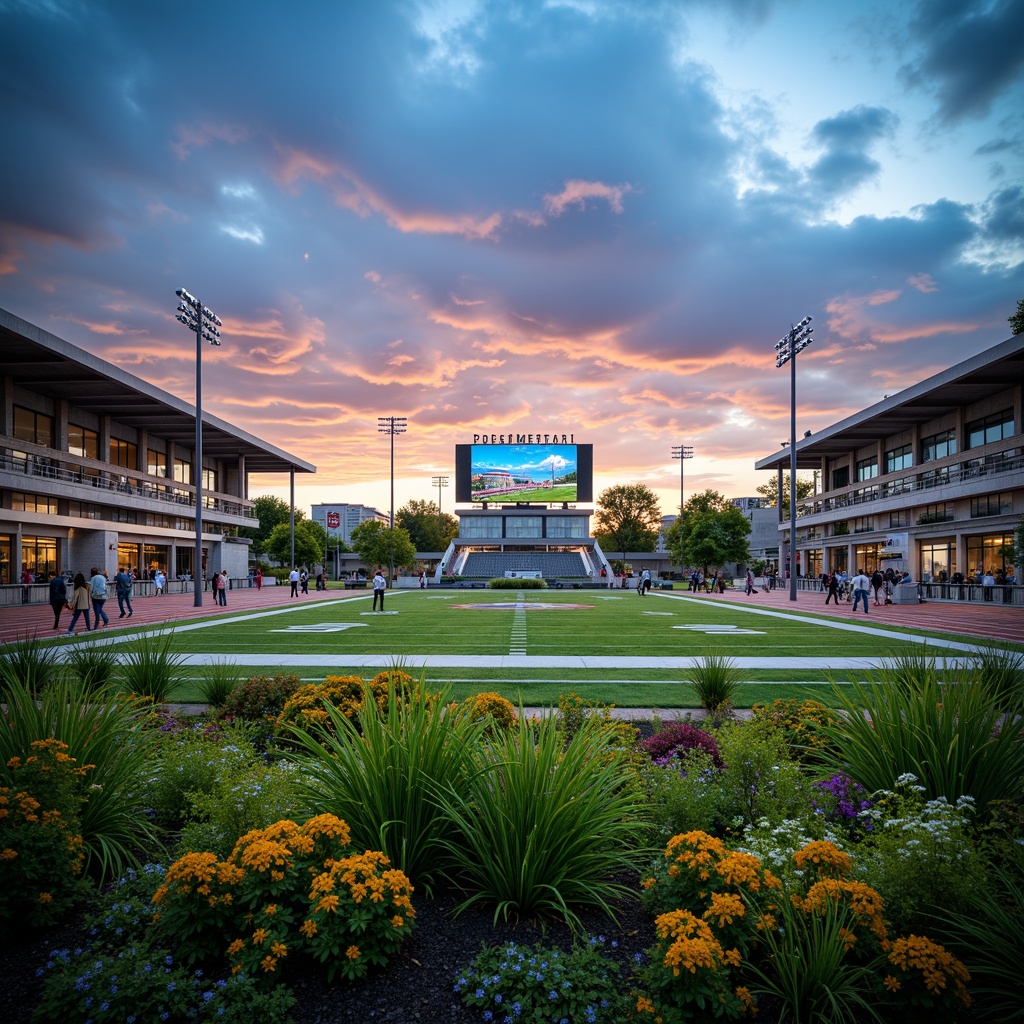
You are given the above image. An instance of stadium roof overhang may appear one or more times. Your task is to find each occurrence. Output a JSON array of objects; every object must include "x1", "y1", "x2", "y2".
[
  {"x1": 754, "y1": 334, "x2": 1024, "y2": 472},
  {"x1": 1, "y1": 307, "x2": 315, "y2": 476}
]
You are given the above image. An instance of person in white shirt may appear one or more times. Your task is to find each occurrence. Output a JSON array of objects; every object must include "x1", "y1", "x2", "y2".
[
  {"x1": 289, "y1": 567, "x2": 300, "y2": 598},
  {"x1": 851, "y1": 570, "x2": 871, "y2": 614},
  {"x1": 89, "y1": 567, "x2": 110, "y2": 626},
  {"x1": 372, "y1": 569, "x2": 387, "y2": 611}
]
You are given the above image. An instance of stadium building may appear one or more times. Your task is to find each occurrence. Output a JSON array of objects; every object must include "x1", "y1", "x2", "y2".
[{"x1": 0, "y1": 307, "x2": 314, "y2": 602}]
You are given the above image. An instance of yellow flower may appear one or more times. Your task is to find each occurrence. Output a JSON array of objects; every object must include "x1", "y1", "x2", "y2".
[
  {"x1": 271, "y1": 942, "x2": 288, "y2": 957},
  {"x1": 227, "y1": 939, "x2": 245, "y2": 955},
  {"x1": 794, "y1": 841, "x2": 852, "y2": 878},
  {"x1": 346, "y1": 945, "x2": 360, "y2": 960},
  {"x1": 883, "y1": 975, "x2": 901, "y2": 992},
  {"x1": 264, "y1": 903, "x2": 278, "y2": 916},
  {"x1": 252, "y1": 927, "x2": 269, "y2": 945},
  {"x1": 317, "y1": 894, "x2": 340, "y2": 913},
  {"x1": 300, "y1": 919, "x2": 318, "y2": 938},
  {"x1": 391, "y1": 915, "x2": 404, "y2": 928},
  {"x1": 38, "y1": 892, "x2": 53, "y2": 904},
  {"x1": 703, "y1": 892, "x2": 744, "y2": 929},
  {"x1": 260, "y1": 955, "x2": 277, "y2": 973},
  {"x1": 735, "y1": 986, "x2": 757, "y2": 1016},
  {"x1": 1, "y1": 848, "x2": 17, "y2": 861}
]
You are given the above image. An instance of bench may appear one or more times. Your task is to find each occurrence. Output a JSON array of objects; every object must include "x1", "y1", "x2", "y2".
[{"x1": 344, "y1": 580, "x2": 368, "y2": 589}]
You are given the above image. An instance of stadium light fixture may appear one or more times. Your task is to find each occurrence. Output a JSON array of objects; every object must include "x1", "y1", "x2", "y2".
[
  {"x1": 670, "y1": 445, "x2": 694, "y2": 514},
  {"x1": 174, "y1": 287, "x2": 222, "y2": 608},
  {"x1": 431, "y1": 475, "x2": 449, "y2": 517},
  {"x1": 774, "y1": 315, "x2": 813, "y2": 603},
  {"x1": 378, "y1": 416, "x2": 408, "y2": 583}
]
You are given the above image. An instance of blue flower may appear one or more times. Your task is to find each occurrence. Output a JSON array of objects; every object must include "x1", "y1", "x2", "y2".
[
  {"x1": 100, "y1": 1003, "x2": 109, "y2": 1013},
  {"x1": 494, "y1": 994, "x2": 502, "y2": 1004},
  {"x1": 483, "y1": 1013, "x2": 493, "y2": 1023},
  {"x1": 550, "y1": 991, "x2": 558, "y2": 1000},
  {"x1": 475, "y1": 989, "x2": 485, "y2": 999}
]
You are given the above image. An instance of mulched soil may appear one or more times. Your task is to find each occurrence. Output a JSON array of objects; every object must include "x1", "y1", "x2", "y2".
[{"x1": 0, "y1": 880, "x2": 655, "y2": 1024}]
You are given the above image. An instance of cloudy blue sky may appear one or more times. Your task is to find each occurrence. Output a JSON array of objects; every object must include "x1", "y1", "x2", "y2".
[{"x1": 2, "y1": 0, "x2": 1022, "y2": 518}]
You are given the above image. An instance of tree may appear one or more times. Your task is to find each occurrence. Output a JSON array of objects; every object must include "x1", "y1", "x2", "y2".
[
  {"x1": 593, "y1": 483, "x2": 661, "y2": 560},
  {"x1": 396, "y1": 499, "x2": 459, "y2": 552},
  {"x1": 240, "y1": 495, "x2": 299, "y2": 561},
  {"x1": 266, "y1": 518, "x2": 327, "y2": 568},
  {"x1": 666, "y1": 489, "x2": 750, "y2": 576},
  {"x1": 755, "y1": 474, "x2": 815, "y2": 518},
  {"x1": 350, "y1": 519, "x2": 417, "y2": 574},
  {"x1": 1010, "y1": 299, "x2": 1024, "y2": 336}
]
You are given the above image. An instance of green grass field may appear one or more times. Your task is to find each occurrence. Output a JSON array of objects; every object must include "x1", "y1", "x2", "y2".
[{"x1": 109, "y1": 588, "x2": 1008, "y2": 707}]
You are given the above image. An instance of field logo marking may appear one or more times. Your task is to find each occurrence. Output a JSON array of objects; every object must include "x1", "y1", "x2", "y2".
[
  {"x1": 673, "y1": 624, "x2": 766, "y2": 635},
  {"x1": 270, "y1": 623, "x2": 369, "y2": 633}
]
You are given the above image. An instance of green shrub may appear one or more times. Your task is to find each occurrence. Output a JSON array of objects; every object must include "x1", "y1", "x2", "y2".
[
  {"x1": 178, "y1": 760, "x2": 302, "y2": 858},
  {"x1": 219, "y1": 673, "x2": 301, "y2": 723},
  {"x1": 273, "y1": 674, "x2": 411, "y2": 742},
  {"x1": 66, "y1": 643, "x2": 121, "y2": 694},
  {"x1": 689, "y1": 654, "x2": 740, "y2": 714},
  {"x1": 455, "y1": 939, "x2": 631, "y2": 1022},
  {"x1": 1, "y1": 678, "x2": 157, "y2": 884},
  {"x1": 152, "y1": 815, "x2": 414, "y2": 982},
  {"x1": 197, "y1": 659, "x2": 241, "y2": 708},
  {"x1": 0, "y1": 633, "x2": 63, "y2": 698},
  {"x1": 147, "y1": 722, "x2": 261, "y2": 829},
  {"x1": 454, "y1": 690, "x2": 518, "y2": 730},
  {"x1": 712, "y1": 718, "x2": 811, "y2": 827},
  {"x1": 641, "y1": 748, "x2": 724, "y2": 836},
  {"x1": 487, "y1": 576, "x2": 547, "y2": 588},
  {"x1": 119, "y1": 630, "x2": 185, "y2": 703},
  {"x1": 287, "y1": 683, "x2": 484, "y2": 889},
  {"x1": 822, "y1": 654, "x2": 1024, "y2": 809},
  {"x1": 749, "y1": 697, "x2": 839, "y2": 766},
  {"x1": 437, "y1": 712, "x2": 651, "y2": 932},
  {"x1": 0, "y1": 739, "x2": 92, "y2": 935}
]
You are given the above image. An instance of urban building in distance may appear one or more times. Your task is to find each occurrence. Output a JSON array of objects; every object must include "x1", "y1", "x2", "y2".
[
  {"x1": 0, "y1": 306, "x2": 313, "y2": 597},
  {"x1": 311, "y1": 503, "x2": 389, "y2": 546},
  {"x1": 755, "y1": 332, "x2": 1023, "y2": 587}
]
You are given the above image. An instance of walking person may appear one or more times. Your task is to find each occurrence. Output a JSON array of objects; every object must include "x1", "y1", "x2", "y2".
[
  {"x1": 300, "y1": 569, "x2": 309, "y2": 595},
  {"x1": 154, "y1": 569, "x2": 166, "y2": 595},
  {"x1": 372, "y1": 568, "x2": 387, "y2": 611},
  {"x1": 89, "y1": 567, "x2": 110, "y2": 627},
  {"x1": 851, "y1": 569, "x2": 871, "y2": 614},
  {"x1": 870, "y1": 569, "x2": 885, "y2": 606},
  {"x1": 114, "y1": 566, "x2": 134, "y2": 618},
  {"x1": 255, "y1": 567, "x2": 263, "y2": 591},
  {"x1": 824, "y1": 572, "x2": 840, "y2": 605},
  {"x1": 48, "y1": 572, "x2": 68, "y2": 630},
  {"x1": 745, "y1": 568, "x2": 756, "y2": 596},
  {"x1": 289, "y1": 567, "x2": 300, "y2": 597},
  {"x1": 214, "y1": 569, "x2": 228, "y2": 606},
  {"x1": 66, "y1": 573, "x2": 93, "y2": 635}
]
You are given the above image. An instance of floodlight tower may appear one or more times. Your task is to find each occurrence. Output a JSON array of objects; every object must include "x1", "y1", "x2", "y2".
[
  {"x1": 174, "y1": 288, "x2": 222, "y2": 608},
  {"x1": 431, "y1": 475, "x2": 449, "y2": 517},
  {"x1": 774, "y1": 315, "x2": 813, "y2": 602},
  {"x1": 670, "y1": 445, "x2": 694, "y2": 514},
  {"x1": 378, "y1": 416, "x2": 408, "y2": 582}
]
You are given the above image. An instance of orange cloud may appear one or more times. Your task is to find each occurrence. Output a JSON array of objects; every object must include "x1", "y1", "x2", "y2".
[
  {"x1": 172, "y1": 122, "x2": 249, "y2": 160},
  {"x1": 543, "y1": 179, "x2": 633, "y2": 216},
  {"x1": 907, "y1": 273, "x2": 938, "y2": 293}
]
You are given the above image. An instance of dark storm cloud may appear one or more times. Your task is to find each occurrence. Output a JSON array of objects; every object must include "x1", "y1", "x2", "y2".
[
  {"x1": 900, "y1": 0, "x2": 1024, "y2": 126},
  {"x1": 806, "y1": 106, "x2": 898, "y2": 200}
]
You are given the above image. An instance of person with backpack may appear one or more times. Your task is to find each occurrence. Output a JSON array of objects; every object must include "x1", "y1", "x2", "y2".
[
  {"x1": 115, "y1": 566, "x2": 134, "y2": 618},
  {"x1": 89, "y1": 567, "x2": 110, "y2": 627},
  {"x1": 48, "y1": 571, "x2": 68, "y2": 630}
]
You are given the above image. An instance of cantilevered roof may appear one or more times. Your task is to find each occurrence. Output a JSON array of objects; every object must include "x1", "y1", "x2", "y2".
[
  {"x1": 755, "y1": 333, "x2": 1024, "y2": 472},
  {"x1": 1, "y1": 307, "x2": 315, "y2": 475}
]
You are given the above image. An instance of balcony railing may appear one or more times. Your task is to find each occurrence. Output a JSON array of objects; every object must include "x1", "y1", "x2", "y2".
[
  {"x1": 0, "y1": 447, "x2": 256, "y2": 519},
  {"x1": 797, "y1": 447, "x2": 1024, "y2": 519}
]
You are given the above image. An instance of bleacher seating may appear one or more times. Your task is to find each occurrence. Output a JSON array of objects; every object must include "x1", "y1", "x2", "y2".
[{"x1": 461, "y1": 551, "x2": 589, "y2": 579}]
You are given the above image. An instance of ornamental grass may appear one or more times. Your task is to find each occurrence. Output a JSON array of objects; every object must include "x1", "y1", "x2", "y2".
[
  {"x1": 822, "y1": 653, "x2": 1024, "y2": 809},
  {"x1": 118, "y1": 629, "x2": 185, "y2": 703},
  {"x1": 435, "y1": 711, "x2": 652, "y2": 933},
  {"x1": 0, "y1": 677, "x2": 158, "y2": 883},
  {"x1": 688, "y1": 654, "x2": 740, "y2": 714},
  {"x1": 0, "y1": 632, "x2": 63, "y2": 698},
  {"x1": 286, "y1": 681, "x2": 486, "y2": 889}
]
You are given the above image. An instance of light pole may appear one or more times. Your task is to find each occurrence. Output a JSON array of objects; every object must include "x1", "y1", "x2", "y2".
[
  {"x1": 431, "y1": 475, "x2": 449, "y2": 516},
  {"x1": 775, "y1": 315, "x2": 813, "y2": 602},
  {"x1": 175, "y1": 287, "x2": 222, "y2": 608},
  {"x1": 670, "y1": 445, "x2": 694, "y2": 574},
  {"x1": 378, "y1": 416, "x2": 407, "y2": 582}
]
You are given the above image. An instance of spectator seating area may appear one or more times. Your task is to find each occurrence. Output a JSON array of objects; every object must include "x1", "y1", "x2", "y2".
[{"x1": 459, "y1": 551, "x2": 590, "y2": 579}]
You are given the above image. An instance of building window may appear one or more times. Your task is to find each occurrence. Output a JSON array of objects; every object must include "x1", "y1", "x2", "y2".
[
  {"x1": 147, "y1": 449, "x2": 167, "y2": 476},
  {"x1": 109, "y1": 437, "x2": 138, "y2": 470},
  {"x1": 919, "y1": 542, "x2": 955, "y2": 582},
  {"x1": 889, "y1": 511, "x2": 910, "y2": 528},
  {"x1": 832, "y1": 521, "x2": 849, "y2": 536},
  {"x1": 13, "y1": 406, "x2": 55, "y2": 449},
  {"x1": 505, "y1": 516, "x2": 543, "y2": 539},
  {"x1": 853, "y1": 516, "x2": 875, "y2": 534},
  {"x1": 856, "y1": 457, "x2": 878, "y2": 481},
  {"x1": 19, "y1": 536, "x2": 58, "y2": 579},
  {"x1": 967, "y1": 533, "x2": 1014, "y2": 574},
  {"x1": 966, "y1": 409, "x2": 1014, "y2": 449},
  {"x1": 918, "y1": 467, "x2": 950, "y2": 488},
  {"x1": 919, "y1": 503, "x2": 954, "y2": 524},
  {"x1": 68, "y1": 423, "x2": 99, "y2": 460},
  {"x1": 885, "y1": 444, "x2": 913, "y2": 473},
  {"x1": 970, "y1": 493, "x2": 1012, "y2": 519},
  {"x1": 831, "y1": 465, "x2": 850, "y2": 489},
  {"x1": 173, "y1": 457, "x2": 192, "y2": 484},
  {"x1": 854, "y1": 543, "x2": 882, "y2": 571},
  {"x1": 546, "y1": 516, "x2": 587, "y2": 538},
  {"x1": 68, "y1": 501, "x2": 103, "y2": 520},
  {"x1": 920, "y1": 428, "x2": 957, "y2": 463},
  {"x1": 458, "y1": 516, "x2": 502, "y2": 539},
  {"x1": 10, "y1": 491, "x2": 59, "y2": 514},
  {"x1": 202, "y1": 467, "x2": 218, "y2": 493}
]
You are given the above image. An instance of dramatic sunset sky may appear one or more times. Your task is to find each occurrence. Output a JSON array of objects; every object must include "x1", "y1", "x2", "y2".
[{"x1": 2, "y1": 0, "x2": 1022, "y2": 518}]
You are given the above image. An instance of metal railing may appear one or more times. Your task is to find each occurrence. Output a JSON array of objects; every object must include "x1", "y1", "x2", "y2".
[
  {"x1": 797, "y1": 448, "x2": 1024, "y2": 519},
  {"x1": 0, "y1": 447, "x2": 255, "y2": 519},
  {"x1": 791, "y1": 577, "x2": 1024, "y2": 606}
]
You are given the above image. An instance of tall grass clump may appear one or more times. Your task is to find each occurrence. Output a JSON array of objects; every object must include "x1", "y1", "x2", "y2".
[
  {"x1": 196, "y1": 658, "x2": 240, "y2": 708},
  {"x1": 0, "y1": 677, "x2": 158, "y2": 883},
  {"x1": 287, "y1": 682, "x2": 486, "y2": 889},
  {"x1": 689, "y1": 653, "x2": 740, "y2": 714},
  {"x1": 66, "y1": 643, "x2": 121, "y2": 694},
  {"x1": 970, "y1": 644, "x2": 1024, "y2": 712},
  {"x1": 822, "y1": 653, "x2": 1024, "y2": 809},
  {"x1": 119, "y1": 630, "x2": 185, "y2": 703},
  {"x1": 436, "y1": 711, "x2": 651, "y2": 932},
  {"x1": 0, "y1": 633, "x2": 63, "y2": 697}
]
